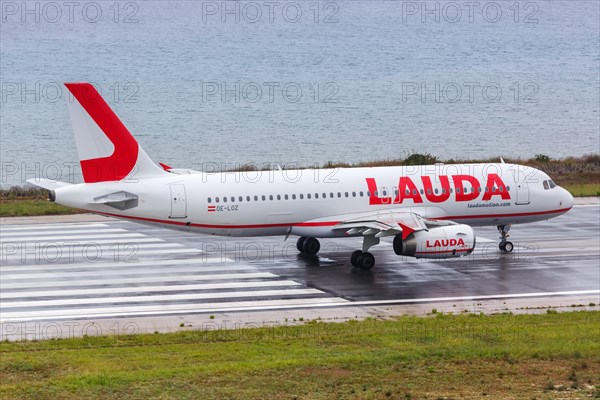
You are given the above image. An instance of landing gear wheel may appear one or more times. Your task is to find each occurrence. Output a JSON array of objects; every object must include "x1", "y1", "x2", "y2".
[
  {"x1": 350, "y1": 250, "x2": 362, "y2": 267},
  {"x1": 302, "y1": 237, "x2": 320, "y2": 255},
  {"x1": 497, "y1": 225, "x2": 513, "y2": 253},
  {"x1": 296, "y1": 237, "x2": 307, "y2": 252},
  {"x1": 500, "y1": 241, "x2": 514, "y2": 253},
  {"x1": 356, "y1": 252, "x2": 375, "y2": 270}
]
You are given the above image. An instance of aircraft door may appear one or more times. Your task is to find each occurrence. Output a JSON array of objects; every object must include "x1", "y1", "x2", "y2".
[
  {"x1": 169, "y1": 184, "x2": 187, "y2": 218},
  {"x1": 514, "y1": 171, "x2": 530, "y2": 205}
]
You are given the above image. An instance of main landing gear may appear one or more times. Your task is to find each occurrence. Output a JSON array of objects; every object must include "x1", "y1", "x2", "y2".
[
  {"x1": 296, "y1": 236, "x2": 320, "y2": 256},
  {"x1": 350, "y1": 235, "x2": 379, "y2": 270},
  {"x1": 497, "y1": 224, "x2": 514, "y2": 253},
  {"x1": 296, "y1": 236, "x2": 378, "y2": 270}
]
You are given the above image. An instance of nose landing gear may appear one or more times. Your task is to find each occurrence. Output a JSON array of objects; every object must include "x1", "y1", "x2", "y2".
[{"x1": 497, "y1": 225, "x2": 514, "y2": 253}]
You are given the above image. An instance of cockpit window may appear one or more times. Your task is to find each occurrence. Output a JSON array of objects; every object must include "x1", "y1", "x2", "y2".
[
  {"x1": 543, "y1": 180, "x2": 549, "y2": 190},
  {"x1": 549, "y1": 180, "x2": 557, "y2": 188}
]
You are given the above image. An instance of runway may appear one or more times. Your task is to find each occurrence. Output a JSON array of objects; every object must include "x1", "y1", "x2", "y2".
[{"x1": 1, "y1": 203, "x2": 599, "y2": 338}]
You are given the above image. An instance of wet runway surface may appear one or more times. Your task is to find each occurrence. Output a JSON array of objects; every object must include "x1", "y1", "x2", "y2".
[{"x1": 1, "y1": 205, "x2": 598, "y2": 323}]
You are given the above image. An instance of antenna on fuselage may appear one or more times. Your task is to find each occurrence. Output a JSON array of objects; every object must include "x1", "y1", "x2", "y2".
[{"x1": 500, "y1": 157, "x2": 506, "y2": 164}]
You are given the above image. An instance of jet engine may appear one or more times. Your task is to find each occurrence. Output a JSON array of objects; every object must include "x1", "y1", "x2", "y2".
[{"x1": 393, "y1": 224, "x2": 476, "y2": 259}]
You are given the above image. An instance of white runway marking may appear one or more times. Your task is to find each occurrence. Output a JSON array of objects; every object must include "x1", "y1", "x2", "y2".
[
  {"x1": 1, "y1": 297, "x2": 350, "y2": 321},
  {"x1": 4, "y1": 289, "x2": 326, "y2": 308},
  {"x1": 0, "y1": 223, "x2": 109, "y2": 232},
  {"x1": 2, "y1": 264, "x2": 266, "y2": 280},
  {"x1": 0, "y1": 272, "x2": 280, "y2": 289},
  {"x1": 0, "y1": 221, "x2": 347, "y2": 323},
  {"x1": 347, "y1": 290, "x2": 600, "y2": 307},
  {"x1": 2, "y1": 233, "x2": 146, "y2": 242},
  {"x1": 0, "y1": 228, "x2": 129, "y2": 237},
  {"x1": 0, "y1": 257, "x2": 235, "y2": 272},
  {"x1": 0, "y1": 281, "x2": 302, "y2": 299}
]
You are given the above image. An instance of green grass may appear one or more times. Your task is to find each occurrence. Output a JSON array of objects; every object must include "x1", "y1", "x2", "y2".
[
  {"x1": 1, "y1": 312, "x2": 599, "y2": 399},
  {"x1": 563, "y1": 183, "x2": 600, "y2": 197},
  {"x1": 0, "y1": 200, "x2": 78, "y2": 217}
]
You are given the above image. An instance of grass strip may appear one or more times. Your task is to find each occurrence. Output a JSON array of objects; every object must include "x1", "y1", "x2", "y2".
[
  {"x1": 0, "y1": 200, "x2": 79, "y2": 217},
  {"x1": 1, "y1": 311, "x2": 599, "y2": 399}
]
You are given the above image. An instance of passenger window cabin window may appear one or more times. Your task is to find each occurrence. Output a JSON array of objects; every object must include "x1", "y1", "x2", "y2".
[
  {"x1": 478, "y1": 187, "x2": 482, "y2": 193},
  {"x1": 307, "y1": 193, "x2": 311, "y2": 199},
  {"x1": 507, "y1": 186, "x2": 510, "y2": 191},
  {"x1": 360, "y1": 191, "x2": 364, "y2": 197},
  {"x1": 277, "y1": 195, "x2": 281, "y2": 200},
  {"x1": 315, "y1": 193, "x2": 319, "y2": 199},
  {"x1": 456, "y1": 188, "x2": 461, "y2": 194},
  {"x1": 216, "y1": 197, "x2": 220, "y2": 203},
  {"x1": 208, "y1": 198, "x2": 212, "y2": 203},
  {"x1": 239, "y1": 196, "x2": 243, "y2": 202},
  {"x1": 499, "y1": 187, "x2": 503, "y2": 192},
  {"x1": 298, "y1": 194, "x2": 302, "y2": 199},
  {"x1": 352, "y1": 192, "x2": 356, "y2": 197},
  {"x1": 323, "y1": 193, "x2": 327, "y2": 198},
  {"x1": 284, "y1": 194, "x2": 289, "y2": 200},
  {"x1": 292, "y1": 194, "x2": 297, "y2": 200},
  {"x1": 427, "y1": 189, "x2": 431, "y2": 195},
  {"x1": 345, "y1": 192, "x2": 349, "y2": 197},
  {"x1": 337, "y1": 192, "x2": 342, "y2": 198},
  {"x1": 405, "y1": 189, "x2": 410, "y2": 195},
  {"x1": 485, "y1": 187, "x2": 489, "y2": 192},
  {"x1": 413, "y1": 189, "x2": 417, "y2": 195},
  {"x1": 261, "y1": 195, "x2": 265, "y2": 201},
  {"x1": 330, "y1": 193, "x2": 334, "y2": 198},
  {"x1": 254, "y1": 195, "x2": 258, "y2": 201},
  {"x1": 367, "y1": 191, "x2": 370, "y2": 197},
  {"x1": 223, "y1": 197, "x2": 227, "y2": 203},
  {"x1": 420, "y1": 189, "x2": 424, "y2": 195},
  {"x1": 492, "y1": 187, "x2": 496, "y2": 192},
  {"x1": 269, "y1": 195, "x2": 273, "y2": 200},
  {"x1": 247, "y1": 196, "x2": 251, "y2": 201},
  {"x1": 231, "y1": 196, "x2": 235, "y2": 202}
]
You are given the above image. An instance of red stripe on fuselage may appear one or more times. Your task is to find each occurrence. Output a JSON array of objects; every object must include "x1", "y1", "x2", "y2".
[{"x1": 90, "y1": 207, "x2": 571, "y2": 230}]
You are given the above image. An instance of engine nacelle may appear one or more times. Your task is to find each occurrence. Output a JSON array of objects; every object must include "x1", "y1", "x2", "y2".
[{"x1": 394, "y1": 224, "x2": 476, "y2": 259}]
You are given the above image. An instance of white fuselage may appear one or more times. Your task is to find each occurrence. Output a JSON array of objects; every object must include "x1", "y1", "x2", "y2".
[{"x1": 54, "y1": 163, "x2": 574, "y2": 238}]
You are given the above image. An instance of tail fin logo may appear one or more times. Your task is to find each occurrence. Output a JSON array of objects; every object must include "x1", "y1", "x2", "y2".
[{"x1": 65, "y1": 83, "x2": 139, "y2": 183}]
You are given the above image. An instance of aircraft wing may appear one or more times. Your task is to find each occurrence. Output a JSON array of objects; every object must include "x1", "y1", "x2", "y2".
[{"x1": 330, "y1": 210, "x2": 430, "y2": 239}]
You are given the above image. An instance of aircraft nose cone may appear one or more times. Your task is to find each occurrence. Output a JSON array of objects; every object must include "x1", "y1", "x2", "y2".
[{"x1": 561, "y1": 188, "x2": 574, "y2": 209}]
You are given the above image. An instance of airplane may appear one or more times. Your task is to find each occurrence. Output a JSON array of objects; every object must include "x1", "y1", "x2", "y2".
[{"x1": 28, "y1": 83, "x2": 575, "y2": 270}]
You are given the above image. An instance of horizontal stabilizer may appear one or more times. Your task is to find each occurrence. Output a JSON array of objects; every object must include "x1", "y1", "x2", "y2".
[{"x1": 26, "y1": 179, "x2": 72, "y2": 191}]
